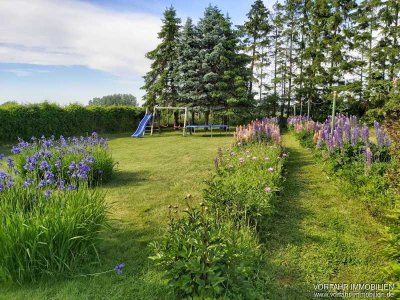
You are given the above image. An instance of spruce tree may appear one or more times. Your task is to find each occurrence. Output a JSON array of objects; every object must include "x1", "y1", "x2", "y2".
[
  {"x1": 174, "y1": 18, "x2": 201, "y2": 109},
  {"x1": 142, "y1": 7, "x2": 181, "y2": 108},
  {"x1": 197, "y1": 6, "x2": 249, "y2": 124}
]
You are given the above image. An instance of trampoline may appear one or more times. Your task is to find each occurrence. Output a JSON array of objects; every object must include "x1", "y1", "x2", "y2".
[{"x1": 185, "y1": 124, "x2": 229, "y2": 136}]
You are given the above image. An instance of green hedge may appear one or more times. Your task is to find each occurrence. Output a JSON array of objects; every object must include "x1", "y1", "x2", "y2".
[{"x1": 0, "y1": 103, "x2": 144, "y2": 141}]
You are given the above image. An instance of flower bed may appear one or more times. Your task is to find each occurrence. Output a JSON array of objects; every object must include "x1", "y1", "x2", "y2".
[
  {"x1": 151, "y1": 118, "x2": 286, "y2": 298},
  {"x1": 289, "y1": 114, "x2": 395, "y2": 215},
  {"x1": 0, "y1": 132, "x2": 112, "y2": 282},
  {"x1": 12, "y1": 132, "x2": 114, "y2": 186}
]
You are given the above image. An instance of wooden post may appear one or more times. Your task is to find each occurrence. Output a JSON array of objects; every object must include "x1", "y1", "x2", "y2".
[{"x1": 331, "y1": 91, "x2": 337, "y2": 135}]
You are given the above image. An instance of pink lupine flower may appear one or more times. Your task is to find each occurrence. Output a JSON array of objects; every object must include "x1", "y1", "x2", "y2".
[
  {"x1": 239, "y1": 158, "x2": 245, "y2": 163},
  {"x1": 264, "y1": 187, "x2": 272, "y2": 193}
]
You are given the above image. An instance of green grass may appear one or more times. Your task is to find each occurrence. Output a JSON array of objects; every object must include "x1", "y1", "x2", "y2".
[
  {"x1": 0, "y1": 132, "x2": 233, "y2": 300},
  {"x1": 0, "y1": 131, "x2": 391, "y2": 299},
  {"x1": 261, "y1": 132, "x2": 389, "y2": 299}
]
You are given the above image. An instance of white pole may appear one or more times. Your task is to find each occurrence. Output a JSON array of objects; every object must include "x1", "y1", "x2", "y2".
[
  {"x1": 183, "y1": 107, "x2": 187, "y2": 136},
  {"x1": 150, "y1": 106, "x2": 156, "y2": 135}
]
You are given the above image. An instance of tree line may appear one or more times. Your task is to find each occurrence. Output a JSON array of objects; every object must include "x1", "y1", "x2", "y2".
[{"x1": 142, "y1": 1, "x2": 399, "y2": 122}]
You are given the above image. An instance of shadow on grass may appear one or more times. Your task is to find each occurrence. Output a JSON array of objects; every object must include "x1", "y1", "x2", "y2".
[
  {"x1": 260, "y1": 142, "x2": 317, "y2": 298},
  {"x1": 106, "y1": 170, "x2": 150, "y2": 188},
  {"x1": 1, "y1": 219, "x2": 170, "y2": 300}
]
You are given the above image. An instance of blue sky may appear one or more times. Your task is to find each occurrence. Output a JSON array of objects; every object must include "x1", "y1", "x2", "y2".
[{"x1": 0, "y1": 0, "x2": 276, "y2": 106}]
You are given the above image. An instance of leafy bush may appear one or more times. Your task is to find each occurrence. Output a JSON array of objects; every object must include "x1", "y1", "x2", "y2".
[
  {"x1": 0, "y1": 102, "x2": 143, "y2": 142},
  {"x1": 151, "y1": 205, "x2": 263, "y2": 299}
]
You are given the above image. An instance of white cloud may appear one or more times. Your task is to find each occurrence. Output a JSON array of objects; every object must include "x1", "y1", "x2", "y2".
[
  {"x1": 3, "y1": 69, "x2": 50, "y2": 77},
  {"x1": 0, "y1": 0, "x2": 161, "y2": 77}
]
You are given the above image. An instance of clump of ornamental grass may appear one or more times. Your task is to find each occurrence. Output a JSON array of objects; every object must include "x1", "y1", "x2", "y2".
[
  {"x1": 0, "y1": 134, "x2": 109, "y2": 283},
  {"x1": 0, "y1": 184, "x2": 107, "y2": 283}
]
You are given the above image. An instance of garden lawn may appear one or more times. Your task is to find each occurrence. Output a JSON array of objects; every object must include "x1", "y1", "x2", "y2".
[
  {"x1": 262, "y1": 132, "x2": 390, "y2": 299},
  {"x1": 0, "y1": 132, "x2": 233, "y2": 300}
]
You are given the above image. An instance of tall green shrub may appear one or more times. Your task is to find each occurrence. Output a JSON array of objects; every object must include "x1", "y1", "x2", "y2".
[{"x1": 0, "y1": 103, "x2": 143, "y2": 141}]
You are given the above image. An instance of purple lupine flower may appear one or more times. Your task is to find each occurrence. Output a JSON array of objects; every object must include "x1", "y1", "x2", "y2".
[
  {"x1": 239, "y1": 158, "x2": 245, "y2": 164},
  {"x1": 68, "y1": 184, "x2": 76, "y2": 191},
  {"x1": 114, "y1": 263, "x2": 125, "y2": 275},
  {"x1": 364, "y1": 147, "x2": 373, "y2": 166},
  {"x1": 44, "y1": 190, "x2": 51, "y2": 198},
  {"x1": 343, "y1": 121, "x2": 351, "y2": 142},
  {"x1": 0, "y1": 154, "x2": 4, "y2": 160}
]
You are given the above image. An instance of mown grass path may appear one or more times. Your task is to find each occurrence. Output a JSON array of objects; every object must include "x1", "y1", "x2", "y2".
[{"x1": 263, "y1": 132, "x2": 389, "y2": 299}]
